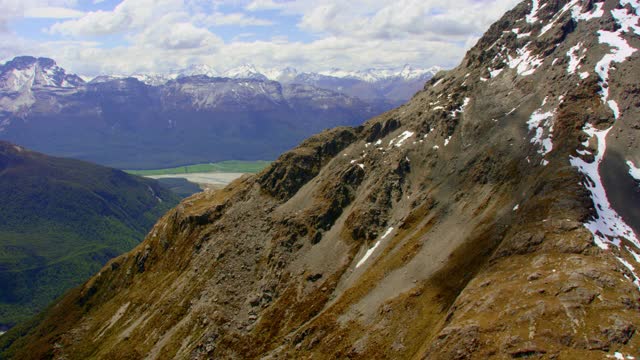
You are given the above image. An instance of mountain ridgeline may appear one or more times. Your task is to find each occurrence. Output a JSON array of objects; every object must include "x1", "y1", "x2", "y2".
[
  {"x1": 2, "y1": 0, "x2": 640, "y2": 359},
  {"x1": 0, "y1": 142, "x2": 179, "y2": 330},
  {"x1": 0, "y1": 58, "x2": 436, "y2": 169}
]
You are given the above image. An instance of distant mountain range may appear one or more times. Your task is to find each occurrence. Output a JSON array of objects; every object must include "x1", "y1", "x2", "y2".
[
  {"x1": 0, "y1": 141, "x2": 179, "y2": 329},
  {"x1": 86, "y1": 64, "x2": 442, "y2": 96},
  {"x1": 0, "y1": 56, "x2": 439, "y2": 169},
  {"x1": 90, "y1": 63, "x2": 441, "y2": 102}
]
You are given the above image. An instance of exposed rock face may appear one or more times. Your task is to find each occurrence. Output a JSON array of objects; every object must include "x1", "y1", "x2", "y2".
[{"x1": 2, "y1": 0, "x2": 640, "y2": 359}]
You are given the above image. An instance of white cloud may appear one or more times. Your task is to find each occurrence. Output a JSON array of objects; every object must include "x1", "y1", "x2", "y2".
[
  {"x1": 133, "y1": 18, "x2": 223, "y2": 50},
  {"x1": 24, "y1": 6, "x2": 84, "y2": 19},
  {"x1": 0, "y1": 30, "x2": 461, "y2": 77},
  {"x1": 0, "y1": 0, "x2": 79, "y2": 31},
  {"x1": 49, "y1": 0, "x2": 184, "y2": 37},
  {"x1": 245, "y1": 0, "x2": 286, "y2": 11},
  {"x1": 297, "y1": 0, "x2": 519, "y2": 42},
  {"x1": 195, "y1": 11, "x2": 273, "y2": 27},
  {"x1": 1, "y1": 0, "x2": 523, "y2": 76}
]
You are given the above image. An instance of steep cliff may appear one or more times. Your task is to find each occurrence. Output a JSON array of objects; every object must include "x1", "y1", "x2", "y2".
[{"x1": 2, "y1": 0, "x2": 640, "y2": 358}]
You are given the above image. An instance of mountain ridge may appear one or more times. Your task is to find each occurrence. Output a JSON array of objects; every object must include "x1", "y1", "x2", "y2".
[
  {"x1": 82, "y1": 62, "x2": 442, "y2": 102},
  {"x1": 78, "y1": 63, "x2": 441, "y2": 86},
  {"x1": 0, "y1": 55, "x2": 438, "y2": 106}
]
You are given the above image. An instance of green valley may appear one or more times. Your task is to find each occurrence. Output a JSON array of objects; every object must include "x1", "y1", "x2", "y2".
[{"x1": 0, "y1": 142, "x2": 180, "y2": 329}]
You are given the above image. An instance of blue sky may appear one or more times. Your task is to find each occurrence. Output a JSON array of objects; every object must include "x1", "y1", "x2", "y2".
[{"x1": 0, "y1": 0, "x2": 520, "y2": 76}]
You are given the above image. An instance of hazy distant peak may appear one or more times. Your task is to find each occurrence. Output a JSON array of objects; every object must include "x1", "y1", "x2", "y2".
[
  {"x1": 318, "y1": 65, "x2": 442, "y2": 82},
  {"x1": 222, "y1": 64, "x2": 269, "y2": 81},
  {"x1": 175, "y1": 64, "x2": 219, "y2": 79}
]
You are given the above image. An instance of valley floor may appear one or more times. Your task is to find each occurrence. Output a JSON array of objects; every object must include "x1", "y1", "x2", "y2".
[
  {"x1": 145, "y1": 172, "x2": 245, "y2": 188},
  {"x1": 125, "y1": 160, "x2": 271, "y2": 176}
]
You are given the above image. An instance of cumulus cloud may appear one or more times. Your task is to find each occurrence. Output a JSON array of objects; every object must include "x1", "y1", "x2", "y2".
[
  {"x1": 2, "y1": 0, "x2": 523, "y2": 76},
  {"x1": 26, "y1": 32, "x2": 466, "y2": 76},
  {"x1": 297, "y1": 0, "x2": 519, "y2": 42},
  {"x1": 49, "y1": 0, "x2": 184, "y2": 37},
  {"x1": 133, "y1": 18, "x2": 223, "y2": 50},
  {"x1": 0, "y1": 0, "x2": 78, "y2": 32}
]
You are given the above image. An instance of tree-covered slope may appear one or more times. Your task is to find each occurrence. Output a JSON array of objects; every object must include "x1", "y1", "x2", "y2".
[{"x1": 0, "y1": 142, "x2": 179, "y2": 328}]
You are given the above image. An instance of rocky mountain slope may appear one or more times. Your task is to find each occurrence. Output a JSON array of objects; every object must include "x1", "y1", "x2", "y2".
[
  {"x1": 0, "y1": 142, "x2": 179, "y2": 331},
  {"x1": 2, "y1": 0, "x2": 640, "y2": 358}
]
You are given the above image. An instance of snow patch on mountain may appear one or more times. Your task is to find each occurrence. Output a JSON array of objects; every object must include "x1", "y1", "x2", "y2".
[
  {"x1": 489, "y1": 68, "x2": 504, "y2": 78},
  {"x1": 526, "y1": 0, "x2": 542, "y2": 24},
  {"x1": 595, "y1": 29, "x2": 637, "y2": 109},
  {"x1": 391, "y1": 131, "x2": 414, "y2": 148},
  {"x1": 527, "y1": 104, "x2": 555, "y2": 158},
  {"x1": 571, "y1": 1, "x2": 605, "y2": 21},
  {"x1": 507, "y1": 44, "x2": 543, "y2": 76},
  {"x1": 537, "y1": 0, "x2": 605, "y2": 37},
  {"x1": 450, "y1": 97, "x2": 471, "y2": 118},
  {"x1": 355, "y1": 227, "x2": 394, "y2": 268},
  {"x1": 570, "y1": 124, "x2": 639, "y2": 250},
  {"x1": 566, "y1": 42, "x2": 586, "y2": 74},
  {"x1": 628, "y1": 160, "x2": 640, "y2": 181}
]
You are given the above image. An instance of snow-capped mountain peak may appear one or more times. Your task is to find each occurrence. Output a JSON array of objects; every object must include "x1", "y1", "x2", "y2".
[
  {"x1": 176, "y1": 64, "x2": 219, "y2": 79},
  {"x1": 261, "y1": 66, "x2": 299, "y2": 82},
  {"x1": 398, "y1": 64, "x2": 442, "y2": 80},
  {"x1": 222, "y1": 64, "x2": 269, "y2": 81},
  {"x1": 317, "y1": 65, "x2": 441, "y2": 83},
  {"x1": 87, "y1": 64, "x2": 220, "y2": 86},
  {"x1": 1, "y1": 57, "x2": 442, "y2": 107},
  {"x1": 129, "y1": 73, "x2": 174, "y2": 86},
  {"x1": 79, "y1": 62, "x2": 441, "y2": 87},
  {"x1": 0, "y1": 56, "x2": 84, "y2": 92}
]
